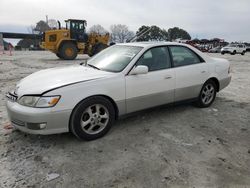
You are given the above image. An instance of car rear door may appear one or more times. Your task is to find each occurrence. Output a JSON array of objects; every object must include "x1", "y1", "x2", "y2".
[
  {"x1": 168, "y1": 45, "x2": 209, "y2": 101},
  {"x1": 125, "y1": 46, "x2": 175, "y2": 113}
]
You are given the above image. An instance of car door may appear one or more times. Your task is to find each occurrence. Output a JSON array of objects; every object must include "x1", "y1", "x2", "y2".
[
  {"x1": 125, "y1": 46, "x2": 175, "y2": 113},
  {"x1": 168, "y1": 45, "x2": 209, "y2": 101}
]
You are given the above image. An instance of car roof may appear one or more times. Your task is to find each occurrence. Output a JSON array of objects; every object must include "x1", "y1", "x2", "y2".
[
  {"x1": 117, "y1": 41, "x2": 187, "y2": 48},
  {"x1": 116, "y1": 41, "x2": 211, "y2": 63}
]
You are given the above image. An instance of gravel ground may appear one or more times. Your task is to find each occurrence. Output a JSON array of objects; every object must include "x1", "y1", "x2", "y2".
[{"x1": 0, "y1": 51, "x2": 249, "y2": 188}]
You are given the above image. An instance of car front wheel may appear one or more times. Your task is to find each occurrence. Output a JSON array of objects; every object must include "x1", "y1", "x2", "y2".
[
  {"x1": 70, "y1": 96, "x2": 115, "y2": 140},
  {"x1": 196, "y1": 80, "x2": 217, "y2": 108}
]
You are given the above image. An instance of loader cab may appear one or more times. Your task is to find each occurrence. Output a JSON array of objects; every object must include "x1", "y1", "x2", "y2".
[{"x1": 65, "y1": 19, "x2": 88, "y2": 42}]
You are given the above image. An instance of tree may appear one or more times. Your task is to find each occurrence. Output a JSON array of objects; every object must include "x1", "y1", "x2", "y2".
[
  {"x1": 167, "y1": 27, "x2": 191, "y2": 41},
  {"x1": 34, "y1": 20, "x2": 50, "y2": 34},
  {"x1": 110, "y1": 24, "x2": 134, "y2": 43},
  {"x1": 88, "y1": 24, "x2": 108, "y2": 35},
  {"x1": 17, "y1": 39, "x2": 38, "y2": 49},
  {"x1": 136, "y1": 25, "x2": 168, "y2": 42},
  {"x1": 18, "y1": 20, "x2": 49, "y2": 49}
]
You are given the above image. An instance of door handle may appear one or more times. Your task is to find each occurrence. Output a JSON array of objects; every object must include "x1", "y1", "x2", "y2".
[
  {"x1": 201, "y1": 70, "x2": 206, "y2": 73},
  {"x1": 164, "y1": 76, "x2": 172, "y2": 79}
]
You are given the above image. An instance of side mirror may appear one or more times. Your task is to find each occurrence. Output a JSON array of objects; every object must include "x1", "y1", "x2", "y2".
[{"x1": 130, "y1": 65, "x2": 148, "y2": 75}]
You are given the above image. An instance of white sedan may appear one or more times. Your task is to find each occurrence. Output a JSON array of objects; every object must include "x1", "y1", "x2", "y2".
[{"x1": 6, "y1": 42, "x2": 231, "y2": 140}]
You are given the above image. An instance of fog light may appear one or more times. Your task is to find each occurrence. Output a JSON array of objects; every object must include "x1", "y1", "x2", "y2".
[
  {"x1": 26, "y1": 122, "x2": 47, "y2": 130},
  {"x1": 39, "y1": 123, "x2": 47, "y2": 129}
]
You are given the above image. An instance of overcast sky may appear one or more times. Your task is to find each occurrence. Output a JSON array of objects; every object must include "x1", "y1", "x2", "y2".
[{"x1": 1, "y1": 0, "x2": 250, "y2": 44}]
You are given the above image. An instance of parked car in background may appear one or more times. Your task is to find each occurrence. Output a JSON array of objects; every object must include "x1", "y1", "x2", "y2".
[
  {"x1": 6, "y1": 42, "x2": 231, "y2": 140},
  {"x1": 208, "y1": 46, "x2": 222, "y2": 53},
  {"x1": 221, "y1": 43, "x2": 246, "y2": 55}
]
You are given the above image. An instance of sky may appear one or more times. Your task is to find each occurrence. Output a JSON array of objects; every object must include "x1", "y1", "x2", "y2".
[{"x1": 0, "y1": 0, "x2": 250, "y2": 44}]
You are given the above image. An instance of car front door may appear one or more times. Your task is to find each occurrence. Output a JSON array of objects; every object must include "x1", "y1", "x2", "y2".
[
  {"x1": 125, "y1": 46, "x2": 175, "y2": 113},
  {"x1": 168, "y1": 46, "x2": 209, "y2": 101}
]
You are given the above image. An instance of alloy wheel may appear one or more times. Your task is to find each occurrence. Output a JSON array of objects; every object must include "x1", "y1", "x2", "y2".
[
  {"x1": 80, "y1": 104, "x2": 109, "y2": 135},
  {"x1": 201, "y1": 83, "x2": 215, "y2": 105}
]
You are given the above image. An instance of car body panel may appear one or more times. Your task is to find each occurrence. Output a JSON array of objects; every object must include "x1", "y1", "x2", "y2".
[
  {"x1": 15, "y1": 65, "x2": 114, "y2": 97},
  {"x1": 125, "y1": 68, "x2": 175, "y2": 113},
  {"x1": 174, "y1": 62, "x2": 209, "y2": 101}
]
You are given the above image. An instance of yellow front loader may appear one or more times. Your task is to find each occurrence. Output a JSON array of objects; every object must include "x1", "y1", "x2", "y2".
[{"x1": 40, "y1": 19, "x2": 109, "y2": 60}]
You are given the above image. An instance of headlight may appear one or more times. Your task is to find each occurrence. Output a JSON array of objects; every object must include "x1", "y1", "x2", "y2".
[
  {"x1": 18, "y1": 96, "x2": 60, "y2": 108},
  {"x1": 18, "y1": 96, "x2": 39, "y2": 107}
]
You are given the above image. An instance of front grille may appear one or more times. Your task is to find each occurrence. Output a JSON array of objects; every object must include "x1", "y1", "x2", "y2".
[
  {"x1": 6, "y1": 92, "x2": 18, "y2": 102},
  {"x1": 11, "y1": 119, "x2": 25, "y2": 127}
]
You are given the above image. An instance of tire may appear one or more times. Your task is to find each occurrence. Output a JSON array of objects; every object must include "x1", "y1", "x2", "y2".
[
  {"x1": 70, "y1": 96, "x2": 115, "y2": 141},
  {"x1": 241, "y1": 51, "x2": 245, "y2": 55},
  {"x1": 196, "y1": 80, "x2": 217, "y2": 108},
  {"x1": 56, "y1": 53, "x2": 63, "y2": 59},
  {"x1": 59, "y1": 42, "x2": 77, "y2": 60},
  {"x1": 231, "y1": 50, "x2": 236, "y2": 55},
  {"x1": 221, "y1": 52, "x2": 224, "y2": 55}
]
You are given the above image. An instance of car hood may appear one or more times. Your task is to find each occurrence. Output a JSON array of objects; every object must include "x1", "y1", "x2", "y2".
[{"x1": 15, "y1": 65, "x2": 114, "y2": 96}]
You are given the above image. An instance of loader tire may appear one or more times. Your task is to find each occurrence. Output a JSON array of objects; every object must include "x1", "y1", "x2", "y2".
[
  {"x1": 56, "y1": 53, "x2": 63, "y2": 59},
  {"x1": 59, "y1": 42, "x2": 77, "y2": 60}
]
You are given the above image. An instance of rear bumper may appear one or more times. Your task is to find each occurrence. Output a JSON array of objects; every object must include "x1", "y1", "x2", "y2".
[
  {"x1": 6, "y1": 100, "x2": 71, "y2": 135},
  {"x1": 219, "y1": 76, "x2": 231, "y2": 91}
]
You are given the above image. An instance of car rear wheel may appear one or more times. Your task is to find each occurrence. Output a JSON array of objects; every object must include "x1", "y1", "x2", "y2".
[
  {"x1": 70, "y1": 96, "x2": 115, "y2": 140},
  {"x1": 231, "y1": 50, "x2": 236, "y2": 55},
  {"x1": 196, "y1": 80, "x2": 217, "y2": 108},
  {"x1": 241, "y1": 51, "x2": 245, "y2": 55}
]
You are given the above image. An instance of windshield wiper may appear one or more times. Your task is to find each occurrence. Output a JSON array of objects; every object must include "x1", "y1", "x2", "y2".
[{"x1": 87, "y1": 64, "x2": 100, "y2": 70}]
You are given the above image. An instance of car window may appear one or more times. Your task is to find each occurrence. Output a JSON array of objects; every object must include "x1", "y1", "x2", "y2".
[
  {"x1": 87, "y1": 45, "x2": 143, "y2": 72},
  {"x1": 136, "y1": 47, "x2": 171, "y2": 71},
  {"x1": 169, "y1": 46, "x2": 202, "y2": 67}
]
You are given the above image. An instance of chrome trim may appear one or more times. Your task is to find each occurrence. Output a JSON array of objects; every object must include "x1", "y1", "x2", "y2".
[{"x1": 5, "y1": 91, "x2": 18, "y2": 102}]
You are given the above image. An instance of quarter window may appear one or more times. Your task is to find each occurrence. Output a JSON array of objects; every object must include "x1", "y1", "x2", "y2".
[
  {"x1": 136, "y1": 47, "x2": 171, "y2": 71},
  {"x1": 169, "y1": 46, "x2": 202, "y2": 67}
]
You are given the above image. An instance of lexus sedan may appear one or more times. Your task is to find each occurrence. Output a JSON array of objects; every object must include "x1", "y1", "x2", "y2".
[{"x1": 6, "y1": 42, "x2": 231, "y2": 140}]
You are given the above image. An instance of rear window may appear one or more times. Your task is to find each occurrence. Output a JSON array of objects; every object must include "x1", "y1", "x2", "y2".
[{"x1": 169, "y1": 46, "x2": 202, "y2": 67}]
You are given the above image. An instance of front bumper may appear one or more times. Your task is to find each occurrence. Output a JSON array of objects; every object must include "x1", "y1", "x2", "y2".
[{"x1": 6, "y1": 100, "x2": 71, "y2": 135}]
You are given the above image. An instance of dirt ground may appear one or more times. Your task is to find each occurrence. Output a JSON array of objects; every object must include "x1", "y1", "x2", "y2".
[{"x1": 0, "y1": 51, "x2": 249, "y2": 188}]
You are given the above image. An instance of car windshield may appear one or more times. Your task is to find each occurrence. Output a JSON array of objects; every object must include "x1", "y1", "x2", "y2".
[{"x1": 87, "y1": 45, "x2": 143, "y2": 72}]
